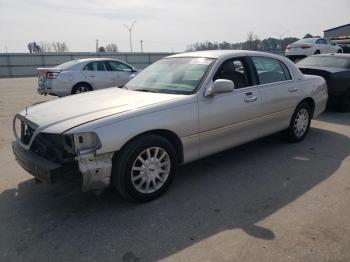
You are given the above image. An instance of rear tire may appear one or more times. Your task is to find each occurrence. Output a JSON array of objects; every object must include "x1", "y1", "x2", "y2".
[
  {"x1": 112, "y1": 135, "x2": 178, "y2": 202},
  {"x1": 283, "y1": 102, "x2": 312, "y2": 143},
  {"x1": 72, "y1": 83, "x2": 92, "y2": 94},
  {"x1": 337, "y1": 49, "x2": 343, "y2": 53},
  {"x1": 314, "y1": 50, "x2": 320, "y2": 55}
]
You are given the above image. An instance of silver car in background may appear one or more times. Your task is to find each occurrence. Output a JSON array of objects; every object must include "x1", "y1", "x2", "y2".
[
  {"x1": 37, "y1": 58, "x2": 138, "y2": 97},
  {"x1": 13, "y1": 50, "x2": 328, "y2": 202}
]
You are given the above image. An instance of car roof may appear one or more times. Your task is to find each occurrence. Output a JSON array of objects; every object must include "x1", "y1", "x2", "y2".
[
  {"x1": 74, "y1": 58, "x2": 123, "y2": 63},
  {"x1": 167, "y1": 50, "x2": 283, "y2": 60}
]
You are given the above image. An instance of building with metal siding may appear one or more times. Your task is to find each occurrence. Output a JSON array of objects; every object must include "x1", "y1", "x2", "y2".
[{"x1": 324, "y1": 24, "x2": 350, "y2": 38}]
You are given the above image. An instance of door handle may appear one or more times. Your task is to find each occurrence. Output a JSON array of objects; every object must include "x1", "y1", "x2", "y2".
[
  {"x1": 88, "y1": 75, "x2": 95, "y2": 78},
  {"x1": 289, "y1": 87, "x2": 298, "y2": 92},
  {"x1": 244, "y1": 96, "x2": 258, "y2": 103}
]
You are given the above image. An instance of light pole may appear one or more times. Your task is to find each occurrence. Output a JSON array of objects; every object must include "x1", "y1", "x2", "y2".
[
  {"x1": 140, "y1": 40, "x2": 143, "y2": 52},
  {"x1": 274, "y1": 30, "x2": 289, "y2": 51},
  {"x1": 96, "y1": 39, "x2": 99, "y2": 52},
  {"x1": 124, "y1": 21, "x2": 136, "y2": 52}
]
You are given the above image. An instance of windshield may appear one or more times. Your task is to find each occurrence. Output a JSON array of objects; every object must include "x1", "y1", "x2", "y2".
[
  {"x1": 125, "y1": 57, "x2": 215, "y2": 94},
  {"x1": 56, "y1": 60, "x2": 79, "y2": 70},
  {"x1": 297, "y1": 56, "x2": 350, "y2": 69}
]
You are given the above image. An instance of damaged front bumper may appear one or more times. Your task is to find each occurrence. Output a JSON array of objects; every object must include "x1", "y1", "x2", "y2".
[
  {"x1": 77, "y1": 152, "x2": 114, "y2": 191},
  {"x1": 12, "y1": 140, "x2": 114, "y2": 192}
]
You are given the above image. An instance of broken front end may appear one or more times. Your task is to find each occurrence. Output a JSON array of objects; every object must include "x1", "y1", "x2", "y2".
[{"x1": 12, "y1": 115, "x2": 113, "y2": 191}]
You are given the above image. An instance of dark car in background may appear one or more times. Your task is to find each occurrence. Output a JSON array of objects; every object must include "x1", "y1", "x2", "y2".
[
  {"x1": 331, "y1": 36, "x2": 350, "y2": 53},
  {"x1": 297, "y1": 54, "x2": 350, "y2": 112}
]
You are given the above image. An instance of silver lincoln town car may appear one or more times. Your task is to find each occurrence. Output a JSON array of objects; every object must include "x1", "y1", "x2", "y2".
[{"x1": 12, "y1": 50, "x2": 328, "y2": 202}]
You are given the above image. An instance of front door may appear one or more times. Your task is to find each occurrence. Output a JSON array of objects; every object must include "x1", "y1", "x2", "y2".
[
  {"x1": 198, "y1": 57, "x2": 262, "y2": 158},
  {"x1": 104, "y1": 60, "x2": 135, "y2": 87}
]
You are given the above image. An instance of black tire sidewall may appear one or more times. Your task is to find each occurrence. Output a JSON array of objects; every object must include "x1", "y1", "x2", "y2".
[
  {"x1": 72, "y1": 84, "x2": 92, "y2": 94},
  {"x1": 112, "y1": 135, "x2": 178, "y2": 202},
  {"x1": 287, "y1": 102, "x2": 312, "y2": 142}
]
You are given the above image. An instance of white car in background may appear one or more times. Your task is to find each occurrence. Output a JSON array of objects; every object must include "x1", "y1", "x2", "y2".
[
  {"x1": 37, "y1": 58, "x2": 138, "y2": 97},
  {"x1": 285, "y1": 38, "x2": 343, "y2": 61}
]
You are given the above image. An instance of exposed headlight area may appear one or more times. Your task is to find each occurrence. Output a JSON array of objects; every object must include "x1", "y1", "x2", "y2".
[{"x1": 72, "y1": 132, "x2": 101, "y2": 155}]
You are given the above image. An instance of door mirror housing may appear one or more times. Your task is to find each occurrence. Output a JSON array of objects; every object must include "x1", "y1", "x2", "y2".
[{"x1": 205, "y1": 79, "x2": 235, "y2": 97}]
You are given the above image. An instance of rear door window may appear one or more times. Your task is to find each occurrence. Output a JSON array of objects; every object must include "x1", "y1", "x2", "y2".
[
  {"x1": 252, "y1": 57, "x2": 291, "y2": 84},
  {"x1": 84, "y1": 62, "x2": 106, "y2": 71}
]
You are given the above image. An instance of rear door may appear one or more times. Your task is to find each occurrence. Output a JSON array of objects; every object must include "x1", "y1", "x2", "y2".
[
  {"x1": 82, "y1": 61, "x2": 114, "y2": 89},
  {"x1": 250, "y1": 56, "x2": 300, "y2": 132},
  {"x1": 316, "y1": 38, "x2": 329, "y2": 53},
  {"x1": 104, "y1": 60, "x2": 135, "y2": 87}
]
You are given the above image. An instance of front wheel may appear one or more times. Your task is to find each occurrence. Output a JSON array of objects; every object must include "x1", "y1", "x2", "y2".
[
  {"x1": 337, "y1": 49, "x2": 343, "y2": 53},
  {"x1": 283, "y1": 102, "x2": 312, "y2": 143},
  {"x1": 112, "y1": 135, "x2": 178, "y2": 202}
]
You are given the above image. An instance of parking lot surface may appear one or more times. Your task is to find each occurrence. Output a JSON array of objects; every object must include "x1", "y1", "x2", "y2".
[{"x1": 0, "y1": 78, "x2": 349, "y2": 262}]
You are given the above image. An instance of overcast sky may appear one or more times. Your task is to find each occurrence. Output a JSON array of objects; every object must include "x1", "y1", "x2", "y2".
[{"x1": 0, "y1": 0, "x2": 349, "y2": 53}]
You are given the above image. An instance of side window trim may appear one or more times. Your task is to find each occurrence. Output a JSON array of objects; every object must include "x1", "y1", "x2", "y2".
[{"x1": 279, "y1": 61, "x2": 292, "y2": 80}]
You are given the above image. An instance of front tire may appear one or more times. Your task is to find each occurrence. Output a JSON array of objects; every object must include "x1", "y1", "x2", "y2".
[
  {"x1": 283, "y1": 102, "x2": 312, "y2": 143},
  {"x1": 337, "y1": 49, "x2": 343, "y2": 53},
  {"x1": 112, "y1": 135, "x2": 178, "y2": 202},
  {"x1": 314, "y1": 50, "x2": 320, "y2": 55}
]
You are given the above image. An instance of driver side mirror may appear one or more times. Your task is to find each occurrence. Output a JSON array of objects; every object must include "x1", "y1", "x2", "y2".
[{"x1": 205, "y1": 79, "x2": 235, "y2": 97}]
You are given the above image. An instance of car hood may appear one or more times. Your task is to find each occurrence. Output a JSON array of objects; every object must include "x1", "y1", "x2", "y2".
[{"x1": 20, "y1": 88, "x2": 183, "y2": 133}]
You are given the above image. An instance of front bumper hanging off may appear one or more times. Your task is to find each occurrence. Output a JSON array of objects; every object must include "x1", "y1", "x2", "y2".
[{"x1": 12, "y1": 140, "x2": 114, "y2": 191}]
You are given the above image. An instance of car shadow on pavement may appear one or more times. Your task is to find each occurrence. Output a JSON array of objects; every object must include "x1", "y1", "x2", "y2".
[
  {"x1": 0, "y1": 127, "x2": 349, "y2": 262},
  {"x1": 316, "y1": 111, "x2": 350, "y2": 126}
]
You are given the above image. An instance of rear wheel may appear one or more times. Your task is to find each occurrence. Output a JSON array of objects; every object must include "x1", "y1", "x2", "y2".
[
  {"x1": 72, "y1": 83, "x2": 92, "y2": 94},
  {"x1": 283, "y1": 102, "x2": 312, "y2": 143},
  {"x1": 112, "y1": 135, "x2": 178, "y2": 202},
  {"x1": 314, "y1": 50, "x2": 320, "y2": 55},
  {"x1": 337, "y1": 49, "x2": 343, "y2": 53}
]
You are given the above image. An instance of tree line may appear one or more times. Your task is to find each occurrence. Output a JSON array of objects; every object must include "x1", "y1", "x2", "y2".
[
  {"x1": 186, "y1": 32, "x2": 316, "y2": 52},
  {"x1": 27, "y1": 42, "x2": 119, "y2": 53}
]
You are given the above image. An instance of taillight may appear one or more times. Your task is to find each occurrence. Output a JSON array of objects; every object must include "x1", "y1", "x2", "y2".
[
  {"x1": 301, "y1": 44, "x2": 312, "y2": 49},
  {"x1": 46, "y1": 72, "x2": 59, "y2": 79}
]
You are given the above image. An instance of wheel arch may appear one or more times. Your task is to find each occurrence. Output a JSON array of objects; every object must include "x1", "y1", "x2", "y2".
[
  {"x1": 114, "y1": 129, "x2": 184, "y2": 164},
  {"x1": 298, "y1": 97, "x2": 315, "y2": 117}
]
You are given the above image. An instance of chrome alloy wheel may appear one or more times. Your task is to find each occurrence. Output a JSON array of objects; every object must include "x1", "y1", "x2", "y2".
[
  {"x1": 293, "y1": 108, "x2": 309, "y2": 138},
  {"x1": 131, "y1": 147, "x2": 171, "y2": 194}
]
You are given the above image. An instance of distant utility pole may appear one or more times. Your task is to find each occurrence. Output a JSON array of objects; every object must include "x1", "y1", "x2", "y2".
[
  {"x1": 124, "y1": 21, "x2": 136, "y2": 52},
  {"x1": 5, "y1": 46, "x2": 8, "y2": 53},
  {"x1": 95, "y1": 39, "x2": 99, "y2": 52},
  {"x1": 140, "y1": 40, "x2": 143, "y2": 52}
]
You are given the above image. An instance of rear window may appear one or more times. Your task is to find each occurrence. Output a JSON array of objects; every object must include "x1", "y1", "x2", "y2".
[
  {"x1": 294, "y1": 38, "x2": 316, "y2": 44},
  {"x1": 297, "y1": 56, "x2": 350, "y2": 69},
  {"x1": 55, "y1": 60, "x2": 79, "y2": 70}
]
